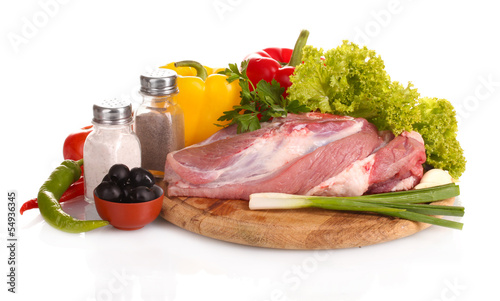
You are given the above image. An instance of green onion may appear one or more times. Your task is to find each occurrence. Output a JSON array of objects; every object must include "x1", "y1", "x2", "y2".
[
  {"x1": 373, "y1": 203, "x2": 464, "y2": 216},
  {"x1": 343, "y1": 183, "x2": 460, "y2": 203},
  {"x1": 379, "y1": 210, "x2": 463, "y2": 230},
  {"x1": 249, "y1": 183, "x2": 463, "y2": 230}
]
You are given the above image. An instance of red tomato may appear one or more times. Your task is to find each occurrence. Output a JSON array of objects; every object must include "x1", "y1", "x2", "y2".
[{"x1": 63, "y1": 125, "x2": 93, "y2": 161}]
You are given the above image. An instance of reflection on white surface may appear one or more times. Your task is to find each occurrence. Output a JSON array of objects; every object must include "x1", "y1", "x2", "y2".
[{"x1": 85, "y1": 231, "x2": 176, "y2": 300}]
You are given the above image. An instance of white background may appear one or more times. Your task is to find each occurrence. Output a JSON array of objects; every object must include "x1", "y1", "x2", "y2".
[{"x1": 1, "y1": 0, "x2": 499, "y2": 300}]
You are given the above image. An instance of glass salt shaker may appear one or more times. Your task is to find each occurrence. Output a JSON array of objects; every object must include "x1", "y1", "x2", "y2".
[
  {"x1": 134, "y1": 68, "x2": 185, "y2": 178},
  {"x1": 83, "y1": 99, "x2": 141, "y2": 203}
]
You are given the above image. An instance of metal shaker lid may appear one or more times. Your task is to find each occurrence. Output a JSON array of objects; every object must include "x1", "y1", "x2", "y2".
[
  {"x1": 92, "y1": 99, "x2": 133, "y2": 125},
  {"x1": 140, "y1": 68, "x2": 179, "y2": 96}
]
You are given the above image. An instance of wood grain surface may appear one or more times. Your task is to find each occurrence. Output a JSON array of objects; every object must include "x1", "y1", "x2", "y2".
[{"x1": 158, "y1": 181, "x2": 455, "y2": 249}]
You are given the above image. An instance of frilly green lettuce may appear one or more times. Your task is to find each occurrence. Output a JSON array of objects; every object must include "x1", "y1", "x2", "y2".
[
  {"x1": 413, "y1": 97, "x2": 466, "y2": 178},
  {"x1": 288, "y1": 40, "x2": 466, "y2": 178}
]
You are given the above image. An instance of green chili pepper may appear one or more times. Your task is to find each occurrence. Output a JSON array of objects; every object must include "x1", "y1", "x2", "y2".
[{"x1": 37, "y1": 159, "x2": 109, "y2": 233}]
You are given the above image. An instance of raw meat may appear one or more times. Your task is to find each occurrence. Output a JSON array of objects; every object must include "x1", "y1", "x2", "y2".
[
  {"x1": 366, "y1": 131, "x2": 426, "y2": 193},
  {"x1": 307, "y1": 131, "x2": 426, "y2": 196},
  {"x1": 164, "y1": 113, "x2": 426, "y2": 200}
]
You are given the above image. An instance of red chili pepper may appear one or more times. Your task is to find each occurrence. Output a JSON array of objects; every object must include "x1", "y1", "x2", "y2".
[
  {"x1": 20, "y1": 176, "x2": 84, "y2": 215},
  {"x1": 244, "y1": 30, "x2": 309, "y2": 97}
]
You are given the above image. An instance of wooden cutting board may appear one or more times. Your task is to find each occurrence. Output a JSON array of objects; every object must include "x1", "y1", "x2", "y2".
[{"x1": 158, "y1": 181, "x2": 455, "y2": 249}]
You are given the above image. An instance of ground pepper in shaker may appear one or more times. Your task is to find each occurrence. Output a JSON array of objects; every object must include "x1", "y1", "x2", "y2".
[
  {"x1": 135, "y1": 68, "x2": 185, "y2": 178},
  {"x1": 83, "y1": 99, "x2": 141, "y2": 203}
]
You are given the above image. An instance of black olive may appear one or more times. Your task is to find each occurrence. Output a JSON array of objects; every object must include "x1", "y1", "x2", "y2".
[
  {"x1": 151, "y1": 185, "x2": 163, "y2": 199},
  {"x1": 108, "y1": 164, "x2": 130, "y2": 185},
  {"x1": 129, "y1": 167, "x2": 155, "y2": 188},
  {"x1": 95, "y1": 181, "x2": 123, "y2": 203},
  {"x1": 127, "y1": 186, "x2": 156, "y2": 203},
  {"x1": 102, "y1": 174, "x2": 111, "y2": 182},
  {"x1": 121, "y1": 183, "x2": 134, "y2": 203}
]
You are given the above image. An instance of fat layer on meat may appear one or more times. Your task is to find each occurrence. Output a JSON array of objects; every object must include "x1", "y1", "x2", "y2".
[{"x1": 164, "y1": 113, "x2": 426, "y2": 200}]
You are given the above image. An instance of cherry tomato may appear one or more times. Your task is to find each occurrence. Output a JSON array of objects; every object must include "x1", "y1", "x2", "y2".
[{"x1": 63, "y1": 125, "x2": 93, "y2": 161}]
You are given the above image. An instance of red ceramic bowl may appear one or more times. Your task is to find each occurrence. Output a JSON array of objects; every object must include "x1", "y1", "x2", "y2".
[{"x1": 94, "y1": 188, "x2": 164, "y2": 231}]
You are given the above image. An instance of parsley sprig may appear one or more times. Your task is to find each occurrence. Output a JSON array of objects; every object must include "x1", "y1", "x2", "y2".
[{"x1": 218, "y1": 61, "x2": 310, "y2": 133}]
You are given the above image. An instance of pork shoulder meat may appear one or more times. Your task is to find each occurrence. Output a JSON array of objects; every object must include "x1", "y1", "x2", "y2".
[{"x1": 164, "y1": 113, "x2": 426, "y2": 200}]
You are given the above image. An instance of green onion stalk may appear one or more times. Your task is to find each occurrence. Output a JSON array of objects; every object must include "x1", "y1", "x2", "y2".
[{"x1": 249, "y1": 183, "x2": 464, "y2": 230}]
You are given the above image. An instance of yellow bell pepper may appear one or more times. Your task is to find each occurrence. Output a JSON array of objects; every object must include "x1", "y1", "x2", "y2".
[{"x1": 160, "y1": 61, "x2": 241, "y2": 146}]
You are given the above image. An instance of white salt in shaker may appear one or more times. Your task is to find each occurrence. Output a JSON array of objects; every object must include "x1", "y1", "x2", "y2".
[
  {"x1": 134, "y1": 68, "x2": 185, "y2": 178},
  {"x1": 83, "y1": 99, "x2": 141, "y2": 203}
]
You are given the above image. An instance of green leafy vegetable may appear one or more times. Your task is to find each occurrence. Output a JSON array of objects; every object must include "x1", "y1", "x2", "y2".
[
  {"x1": 288, "y1": 40, "x2": 466, "y2": 178},
  {"x1": 218, "y1": 61, "x2": 310, "y2": 133},
  {"x1": 287, "y1": 41, "x2": 420, "y2": 134},
  {"x1": 413, "y1": 97, "x2": 466, "y2": 178},
  {"x1": 250, "y1": 183, "x2": 463, "y2": 230}
]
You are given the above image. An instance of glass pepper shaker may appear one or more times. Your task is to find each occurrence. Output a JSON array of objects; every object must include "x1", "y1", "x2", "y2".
[
  {"x1": 134, "y1": 68, "x2": 185, "y2": 178},
  {"x1": 83, "y1": 99, "x2": 141, "y2": 203}
]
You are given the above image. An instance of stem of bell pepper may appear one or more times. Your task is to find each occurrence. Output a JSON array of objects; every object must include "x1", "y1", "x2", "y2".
[
  {"x1": 175, "y1": 60, "x2": 208, "y2": 81},
  {"x1": 287, "y1": 29, "x2": 310, "y2": 67}
]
